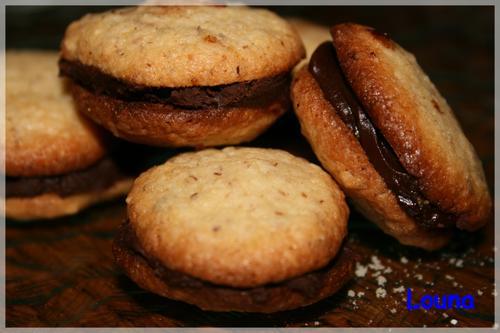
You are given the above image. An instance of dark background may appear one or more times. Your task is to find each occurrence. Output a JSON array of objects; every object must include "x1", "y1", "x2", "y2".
[{"x1": 6, "y1": 6, "x2": 495, "y2": 327}]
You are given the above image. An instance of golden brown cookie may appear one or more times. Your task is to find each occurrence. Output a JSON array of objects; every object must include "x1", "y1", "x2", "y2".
[
  {"x1": 5, "y1": 50, "x2": 134, "y2": 221},
  {"x1": 6, "y1": 50, "x2": 106, "y2": 177},
  {"x1": 114, "y1": 147, "x2": 354, "y2": 312},
  {"x1": 291, "y1": 23, "x2": 491, "y2": 250},
  {"x1": 59, "y1": 6, "x2": 305, "y2": 147}
]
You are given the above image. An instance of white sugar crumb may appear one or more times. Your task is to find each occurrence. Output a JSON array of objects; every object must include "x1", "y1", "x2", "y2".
[
  {"x1": 313, "y1": 321, "x2": 320, "y2": 326},
  {"x1": 355, "y1": 262, "x2": 368, "y2": 277},
  {"x1": 384, "y1": 267, "x2": 393, "y2": 274},
  {"x1": 393, "y1": 286, "x2": 405, "y2": 293},
  {"x1": 400, "y1": 256, "x2": 408, "y2": 264},
  {"x1": 357, "y1": 291, "x2": 365, "y2": 297},
  {"x1": 449, "y1": 258, "x2": 456, "y2": 264},
  {"x1": 372, "y1": 271, "x2": 381, "y2": 277},
  {"x1": 369, "y1": 255, "x2": 384, "y2": 270},
  {"x1": 450, "y1": 319, "x2": 458, "y2": 325},
  {"x1": 443, "y1": 313, "x2": 448, "y2": 318},
  {"x1": 478, "y1": 290, "x2": 483, "y2": 296},
  {"x1": 445, "y1": 274, "x2": 454, "y2": 280},
  {"x1": 347, "y1": 289, "x2": 356, "y2": 297},
  {"x1": 376, "y1": 287, "x2": 387, "y2": 298},
  {"x1": 390, "y1": 308, "x2": 397, "y2": 314},
  {"x1": 415, "y1": 274, "x2": 423, "y2": 280},
  {"x1": 455, "y1": 259, "x2": 464, "y2": 268},
  {"x1": 492, "y1": 289, "x2": 498, "y2": 296},
  {"x1": 453, "y1": 281, "x2": 458, "y2": 287},
  {"x1": 377, "y1": 275, "x2": 387, "y2": 286}
]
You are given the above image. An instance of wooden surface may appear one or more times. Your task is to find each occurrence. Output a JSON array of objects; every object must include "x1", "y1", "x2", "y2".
[{"x1": 6, "y1": 6, "x2": 494, "y2": 328}]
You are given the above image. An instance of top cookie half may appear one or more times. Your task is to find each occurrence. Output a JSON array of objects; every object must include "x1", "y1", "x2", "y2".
[
  {"x1": 6, "y1": 50, "x2": 107, "y2": 177},
  {"x1": 60, "y1": 6, "x2": 305, "y2": 87}
]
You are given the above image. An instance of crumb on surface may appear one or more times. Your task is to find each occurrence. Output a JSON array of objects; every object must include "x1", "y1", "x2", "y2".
[
  {"x1": 376, "y1": 287, "x2": 387, "y2": 298},
  {"x1": 393, "y1": 286, "x2": 405, "y2": 293},
  {"x1": 355, "y1": 262, "x2": 368, "y2": 277},
  {"x1": 377, "y1": 275, "x2": 387, "y2": 286}
]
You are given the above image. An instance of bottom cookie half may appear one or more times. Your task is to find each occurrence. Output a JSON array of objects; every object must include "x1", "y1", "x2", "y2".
[
  {"x1": 113, "y1": 222, "x2": 356, "y2": 313},
  {"x1": 5, "y1": 179, "x2": 133, "y2": 221},
  {"x1": 70, "y1": 82, "x2": 289, "y2": 148}
]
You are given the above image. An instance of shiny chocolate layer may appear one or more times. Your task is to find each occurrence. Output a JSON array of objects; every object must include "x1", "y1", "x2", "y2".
[
  {"x1": 59, "y1": 59, "x2": 290, "y2": 109},
  {"x1": 309, "y1": 42, "x2": 455, "y2": 228}
]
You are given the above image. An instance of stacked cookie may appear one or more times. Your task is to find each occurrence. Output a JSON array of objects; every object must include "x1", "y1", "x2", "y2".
[
  {"x1": 5, "y1": 51, "x2": 134, "y2": 221},
  {"x1": 59, "y1": 6, "x2": 305, "y2": 147}
]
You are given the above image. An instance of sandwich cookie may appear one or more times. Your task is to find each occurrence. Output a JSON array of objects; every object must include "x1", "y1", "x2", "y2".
[
  {"x1": 5, "y1": 50, "x2": 134, "y2": 221},
  {"x1": 59, "y1": 6, "x2": 305, "y2": 147},
  {"x1": 113, "y1": 147, "x2": 354, "y2": 312},
  {"x1": 291, "y1": 23, "x2": 491, "y2": 250}
]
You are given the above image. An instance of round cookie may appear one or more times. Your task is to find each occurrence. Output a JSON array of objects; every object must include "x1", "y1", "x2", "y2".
[
  {"x1": 114, "y1": 147, "x2": 354, "y2": 312},
  {"x1": 291, "y1": 23, "x2": 491, "y2": 250},
  {"x1": 59, "y1": 6, "x2": 305, "y2": 147},
  {"x1": 5, "y1": 50, "x2": 134, "y2": 221},
  {"x1": 6, "y1": 50, "x2": 106, "y2": 177},
  {"x1": 61, "y1": 6, "x2": 304, "y2": 87}
]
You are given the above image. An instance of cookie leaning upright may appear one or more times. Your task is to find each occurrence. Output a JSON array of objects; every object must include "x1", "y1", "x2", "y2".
[
  {"x1": 330, "y1": 23, "x2": 491, "y2": 231},
  {"x1": 114, "y1": 147, "x2": 354, "y2": 312},
  {"x1": 59, "y1": 6, "x2": 305, "y2": 147},
  {"x1": 291, "y1": 23, "x2": 491, "y2": 250},
  {"x1": 5, "y1": 50, "x2": 133, "y2": 221}
]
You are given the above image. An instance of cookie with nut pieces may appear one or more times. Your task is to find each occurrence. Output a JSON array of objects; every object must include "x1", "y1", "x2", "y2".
[
  {"x1": 60, "y1": 6, "x2": 305, "y2": 147},
  {"x1": 113, "y1": 147, "x2": 355, "y2": 312},
  {"x1": 5, "y1": 50, "x2": 134, "y2": 221}
]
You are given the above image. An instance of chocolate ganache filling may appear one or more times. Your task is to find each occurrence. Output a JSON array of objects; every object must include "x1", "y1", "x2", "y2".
[
  {"x1": 309, "y1": 42, "x2": 455, "y2": 228},
  {"x1": 6, "y1": 157, "x2": 130, "y2": 198},
  {"x1": 116, "y1": 221, "x2": 355, "y2": 301},
  {"x1": 59, "y1": 59, "x2": 290, "y2": 109}
]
